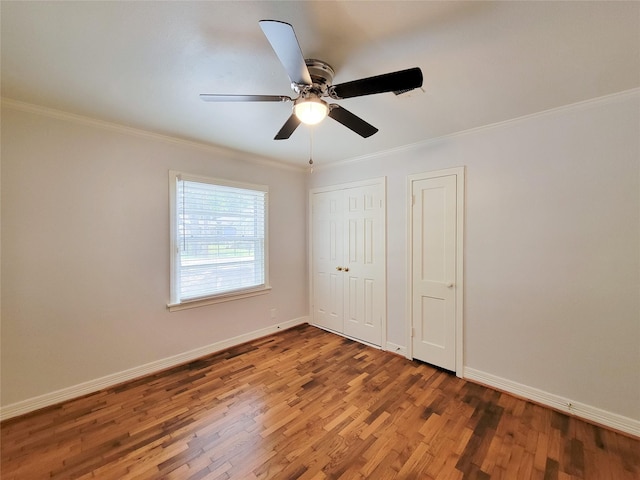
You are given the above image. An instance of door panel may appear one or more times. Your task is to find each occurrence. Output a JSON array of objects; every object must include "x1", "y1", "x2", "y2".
[
  {"x1": 312, "y1": 191, "x2": 343, "y2": 333},
  {"x1": 342, "y1": 184, "x2": 384, "y2": 346},
  {"x1": 411, "y1": 175, "x2": 457, "y2": 371},
  {"x1": 420, "y1": 295, "x2": 446, "y2": 347}
]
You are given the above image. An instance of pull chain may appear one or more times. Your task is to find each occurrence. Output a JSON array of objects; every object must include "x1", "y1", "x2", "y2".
[{"x1": 308, "y1": 127, "x2": 314, "y2": 173}]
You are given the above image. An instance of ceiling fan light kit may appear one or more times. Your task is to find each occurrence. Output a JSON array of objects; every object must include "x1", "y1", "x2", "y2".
[
  {"x1": 200, "y1": 20, "x2": 423, "y2": 140},
  {"x1": 294, "y1": 97, "x2": 329, "y2": 125}
]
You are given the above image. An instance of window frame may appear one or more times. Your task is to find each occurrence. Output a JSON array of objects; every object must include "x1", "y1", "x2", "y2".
[{"x1": 168, "y1": 170, "x2": 270, "y2": 311}]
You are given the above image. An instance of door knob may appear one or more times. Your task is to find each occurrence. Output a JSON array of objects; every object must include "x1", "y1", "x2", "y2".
[
  {"x1": 446, "y1": 282, "x2": 454, "y2": 288},
  {"x1": 344, "y1": 267, "x2": 349, "y2": 272},
  {"x1": 336, "y1": 266, "x2": 343, "y2": 271}
]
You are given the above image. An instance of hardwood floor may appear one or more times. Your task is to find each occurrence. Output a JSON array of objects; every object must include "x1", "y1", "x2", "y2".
[{"x1": 1, "y1": 324, "x2": 638, "y2": 479}]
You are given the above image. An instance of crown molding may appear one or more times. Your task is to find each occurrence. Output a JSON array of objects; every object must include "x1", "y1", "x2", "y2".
[
  {"x1": 316, "y1": 87, "x2": 640, "y2": 171},
  {"x1": 1, "y1": 98, "x2": 306, "y2": 173},
  {"x1": 4, "y1": 87, "x2": 637, "y2": 174}
]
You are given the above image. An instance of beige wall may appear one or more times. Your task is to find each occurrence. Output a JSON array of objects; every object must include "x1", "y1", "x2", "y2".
[
  {"x1": 309, "y1": 90, "x2": 640, "y2": 423},
  {"x1": 2, "y1": 89, "x2": 639, "y2": 430},
  {"x1": 1, "y1": 105, "x2": 308, "y2": 406}
]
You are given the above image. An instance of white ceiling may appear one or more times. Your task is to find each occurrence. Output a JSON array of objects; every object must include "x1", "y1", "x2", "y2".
[{"x1": 2, "y1": 1, "x2": 639, "y2": 168}]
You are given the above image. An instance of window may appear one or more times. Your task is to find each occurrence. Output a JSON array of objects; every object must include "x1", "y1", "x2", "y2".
[{"x1": 168, "y1": 171, "x2": 269, "y2": 310}]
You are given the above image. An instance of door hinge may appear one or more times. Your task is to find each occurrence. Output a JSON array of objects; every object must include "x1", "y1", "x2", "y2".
[
  {"x1": 411, "y1": 327, "x2": 415, "y2": 338},
  {"x1": 412, "y1": 194, "x2": 416, "y2": 206}
]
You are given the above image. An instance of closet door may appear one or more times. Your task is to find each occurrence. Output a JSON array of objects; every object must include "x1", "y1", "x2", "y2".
[
  {"x1": 342, "y1": 184, "x2": 385, "y2": 346},
  {"x1": 311, "y1": 190, "x2": 344, "y2": 333},
  {"x1": 409, "y1": 168, "x2": 464, "y2": 374},
  {"x1": 311, "y1": 180, "x2": 386, "y2": 347}
]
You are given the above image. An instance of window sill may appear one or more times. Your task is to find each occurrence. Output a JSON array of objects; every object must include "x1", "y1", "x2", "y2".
[{"x1": 167, "y1": 286, "x2": 271, "y2": 312}]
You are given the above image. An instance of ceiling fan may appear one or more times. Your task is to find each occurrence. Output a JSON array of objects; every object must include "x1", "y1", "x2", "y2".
[{"x1": 200, "y1": 20, "x2": 423, "y2": 140}]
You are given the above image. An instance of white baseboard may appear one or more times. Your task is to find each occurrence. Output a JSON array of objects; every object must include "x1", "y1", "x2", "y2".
[
  {"x1": 463, "y1": 367, "x2": 640, "y2": 438},
  {"x1": 0, "y1": 317, "x2": 308, "y2": 422},
  {"x1": 385, "y1": 341, "x2": 409, "y2": 358}
]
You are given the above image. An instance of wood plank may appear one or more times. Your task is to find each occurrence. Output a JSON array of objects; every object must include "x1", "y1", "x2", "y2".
[{"x1": 1, "y1": 324, "x2": 638, "y2": 479}]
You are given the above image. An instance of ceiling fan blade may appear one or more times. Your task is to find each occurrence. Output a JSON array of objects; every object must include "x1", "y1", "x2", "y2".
[
  {"x1": 259, "y1": 20, "x2": 312, "y2": 86},
  {"x1": 330, "y1": 67, "x2": 423, "y2": 99},
  {"x1": 328, "y1": 105, "x2": 378, "y2": 138},
  {"x1": 274, "y1": 114, "x2": 301, "y2": 140},
  {"x1": 199, "y1": 94, "x2": 292, "y2": 102}
]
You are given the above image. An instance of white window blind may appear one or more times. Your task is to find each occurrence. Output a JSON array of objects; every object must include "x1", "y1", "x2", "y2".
[{"x1": 170, "y1": 172, "x2": 268, "y2": 306}]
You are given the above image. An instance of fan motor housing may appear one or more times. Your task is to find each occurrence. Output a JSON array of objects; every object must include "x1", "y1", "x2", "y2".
[
  {"x1": 292, "y1": 59, "x2": 334, "y2": 97},
  {"x1": 306, "y1": 59, "x2": 334, "y2": 85}
]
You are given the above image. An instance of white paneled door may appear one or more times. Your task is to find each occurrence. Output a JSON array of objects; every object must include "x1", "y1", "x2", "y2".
[
  {"x1": 409, "y1": 168, "x2": 464, "y2": 373},
  {"x1": 311, "y1": 189, "x2": 344, "y2": 334},
  {"x1": 311, "y1": 180, "x2": 385, "y2": 347}
]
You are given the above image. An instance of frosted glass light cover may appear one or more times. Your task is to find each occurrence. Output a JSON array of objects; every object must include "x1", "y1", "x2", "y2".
[{"x1": 294, "y1": 99, "x2": 329, "y2": 125}]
